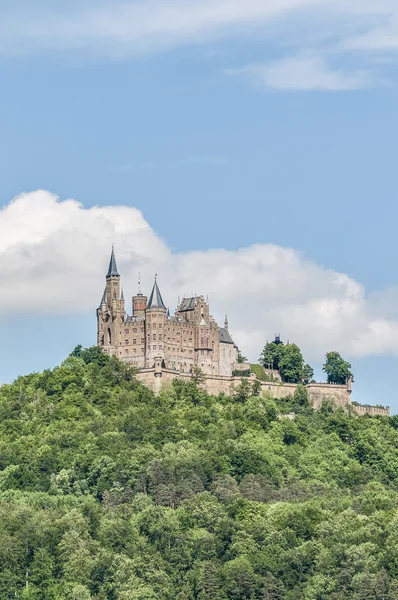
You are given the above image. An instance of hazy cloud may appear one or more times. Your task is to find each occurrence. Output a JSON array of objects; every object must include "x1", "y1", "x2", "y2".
[
  {"x1": 0, "y1": 1, "x2": 397, "y2": 90},
  {"x1": 226, "y1": 54, "x2": 374, "y2": 91},
  {"x1": 2, "y1": 190, "x2": 398, "y2": 362}
]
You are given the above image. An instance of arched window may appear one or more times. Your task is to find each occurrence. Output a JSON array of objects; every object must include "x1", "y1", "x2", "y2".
[
  {"x1": 212, "y1": 341, "x2": 215, "y2": 352},
  {"x1": 107, "y1": 328, "x2": 112, "y2": 345}
]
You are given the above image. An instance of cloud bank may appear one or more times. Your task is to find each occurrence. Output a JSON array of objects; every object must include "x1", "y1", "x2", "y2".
[{"x1": 2, "y1": 190, "x2": 398, "y2": 362}]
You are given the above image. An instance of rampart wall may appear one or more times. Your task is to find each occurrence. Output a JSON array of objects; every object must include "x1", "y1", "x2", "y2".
[{"x1": 135, "y1": 365, "x2": 390, "y2": 416}]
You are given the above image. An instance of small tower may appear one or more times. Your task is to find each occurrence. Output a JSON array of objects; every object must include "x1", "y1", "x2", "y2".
[
  {"x1": 145, "y1": 275, "x2": 167, "y2": 367},
  {"x1": 224, "y1": 315, "x2": 229, "y2": 331},
  {"x1": 132, "y1": 273, "x2": 147, "y2": 317},
  {"x1": 97, "y1": 246, "x2": 123, "y2": 355},
  {"x1": 105, "y1": 245, "x2": 121, "y2": 307}
]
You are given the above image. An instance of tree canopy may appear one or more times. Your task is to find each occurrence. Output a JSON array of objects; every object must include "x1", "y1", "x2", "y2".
[
  {"x1": 0, "y1": 346, "x2": 396, "y2": 599},
  {"x1": 259, "y1": 340, "x2": 314, "y2": 384},
  {"x1": 323, "y1": 351, "x2": 354, "y2": 385}
]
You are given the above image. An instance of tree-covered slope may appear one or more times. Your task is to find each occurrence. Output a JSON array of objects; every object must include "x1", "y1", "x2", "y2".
[{"x1": 1, "y1": 347, "x2": 398, "y2": 599}]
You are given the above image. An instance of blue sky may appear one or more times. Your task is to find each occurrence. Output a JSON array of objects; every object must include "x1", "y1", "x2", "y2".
[{"x1": 1, "y1": 0, "x2": 398, "y2": 410}]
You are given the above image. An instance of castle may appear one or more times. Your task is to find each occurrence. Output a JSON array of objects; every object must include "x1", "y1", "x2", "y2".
[
  {"x1": 97, "y1": 248, "x2": 390, "y2": 416},
  {"x1": 97, "y1": 247, "x2": 239, "y2": 375}
]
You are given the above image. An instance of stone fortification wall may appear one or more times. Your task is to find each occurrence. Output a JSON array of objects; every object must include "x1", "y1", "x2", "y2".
[
  {"x1": 135, "y1": 366, "x2": 389, "y2": 416},
  {"x1": 353, "y1": 404, "x2": 390, "y2": 417}
]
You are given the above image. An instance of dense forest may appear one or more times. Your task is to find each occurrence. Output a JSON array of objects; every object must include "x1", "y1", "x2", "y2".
[{"x1": 1, "y1": 347, "x2": 398, "y2": 599}]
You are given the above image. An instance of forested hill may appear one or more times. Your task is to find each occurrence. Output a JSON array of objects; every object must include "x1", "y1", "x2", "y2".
[{"x1": 1, "y1": 348, "x2": 398, "y2": 599}]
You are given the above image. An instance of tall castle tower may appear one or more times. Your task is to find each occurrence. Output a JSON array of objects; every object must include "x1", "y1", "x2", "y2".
[
  {"x1": 97, "y1": 247, "x2": 239, "y2": 374},
  {"x1": 97, "y1": 246, "x2": 124, "y2": 353}
]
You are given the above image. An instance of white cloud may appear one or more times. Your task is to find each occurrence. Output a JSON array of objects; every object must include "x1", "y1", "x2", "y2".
[
  {"x1": 226, "y1": 54, "x2": 373, "y2": 91},
  {"x1": 0, "y1": 1, "x2": 397, "y2": 90},
  {"x1": 2, "y1": 189, "x2": 398, "y2": 362},
  {"x1": 0, "y1": 0, "x2": 327, "y2": 55}
]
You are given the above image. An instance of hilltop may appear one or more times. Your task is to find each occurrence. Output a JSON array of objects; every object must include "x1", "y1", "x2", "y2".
[{"x1": 0, "y1": 347, "x2": 398, "y2": 599}]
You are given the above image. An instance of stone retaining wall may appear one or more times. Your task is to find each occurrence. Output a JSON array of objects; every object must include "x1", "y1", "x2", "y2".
[{"x1": 135, "y1": 365, "x2": 389, "y2": 416}]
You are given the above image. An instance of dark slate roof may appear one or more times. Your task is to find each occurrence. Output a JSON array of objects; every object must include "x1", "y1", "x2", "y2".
[
  {"x1": 147, "y1": 278, "x2": 166, "y2": 310},
  {"x1": 179, "y1": 297, "x2": 196, "y2": 312},
  {"x1": 106, "y1": 247, "x2": 120, "y2": 278},
  {"x1": 220, "y1": 327, "x2": 234, "y2": 345}
]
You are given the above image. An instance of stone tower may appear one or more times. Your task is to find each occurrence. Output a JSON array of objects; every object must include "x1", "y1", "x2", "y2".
[
  {"x1": 96, "y1": 247, "x2": 124, "y2": 355},
  {"x1": 145, "y1": 276, "x2": 167, "y2": 367}
]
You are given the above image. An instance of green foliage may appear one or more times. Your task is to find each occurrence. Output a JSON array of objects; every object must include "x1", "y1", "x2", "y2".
[
  {"x1": 259, "y1": 341, "x2": 284, "y2": 371},
  {"x1": 232, "y1": 369, "x2": 251, "y2": 377},
  {"x1": 237, "y1": 351, "x2": 248, "y2": 364},
  {"x1": 323, "y1": 352, "x2": 354, "y2": 385},
  {"x1": 259, "y1": 342, "x2": 314, "y2": 384},
  {"x1": 0, "y1": 346, "x2": 396, "y2": 598}
]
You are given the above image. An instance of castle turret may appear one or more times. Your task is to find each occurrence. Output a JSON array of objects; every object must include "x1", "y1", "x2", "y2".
[
  {"x1": 147, "y1": 275, "x2": 167, "y2": 310},
  {"x1": 132, "y1": 273, "x2": 147, "y2": 317},
  {"x1": 145, "y1": 276, "x2": 167, "y2": 367},
  {"x1": 97, "y1": 246, "x2": 124, "y2": 355}
]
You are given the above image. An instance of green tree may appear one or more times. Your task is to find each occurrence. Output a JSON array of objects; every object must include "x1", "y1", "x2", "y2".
[
  {"x1": 278, "y1": 344, "x2": 307, "y2": 383},
  {"x1": 237, "y1": 350, "x2": 248, "y2": 364},
  {"x1": 234, "y1": 379, "x2": 252, "y2": 403},
  {"x1": 322, "y1": 352, "x2": 353, "y2": 384},
  {"x1": 259, "y1": 341, "x2": 284, "y2": 370}
]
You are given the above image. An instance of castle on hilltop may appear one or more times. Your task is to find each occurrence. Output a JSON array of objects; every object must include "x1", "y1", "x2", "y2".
[
  {"x1": 97, "y1": 247, "x2": 239, "y2": 375},
  {"x1": 96, "y1": 248, "x2": 390, "y2": 416}
]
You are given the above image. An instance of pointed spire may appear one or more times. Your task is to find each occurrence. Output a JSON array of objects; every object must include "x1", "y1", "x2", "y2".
[
  {"x1": 147, "y1": 275, "x2": 166, "y2": 310},
  {"x1": 99, "y1": 287, "x2": 107, "y2": 307},
  {"x1": 121, "y1": 288, "x2": 124, "y2": 301},
  {"x1": 167, "y1": 307, "x2": 170, "y2": 318},
  {"x1": 106, "y1": 245, "x2": 120, "y2": 278},
  {"x1": 224, "y1": 315, "x2": 229, "y2": 331}
]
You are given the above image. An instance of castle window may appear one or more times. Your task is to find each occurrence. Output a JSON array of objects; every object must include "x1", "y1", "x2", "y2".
[
  {"x1": 141, "y1": 338, "x2": 145, "y2": 344},
  {"x1": 133, "y1": 349, "x2": 137, "y2": 354},
  {"x1": 153, "y1": 323, "x2": 157, "y2": 329},
  {"x1": 153, "y1": 334, "x2": 156, "y2": 341},
  {"x1": 125, "y1": 339, "x2": 128, "y2": 345},
  {"x1": 212, "y1": 341, "x2": 215, "y2": 352},
  {"x1": 159, "y1": 334, "x2": 162, "y2": 341},
  {"x1": 124, "y1": 329, "x2": 129, "y2": 334},
  {"x1": 107, "y1": 328, "x2": 112, "y2": 345},
  {"x1": 125, "y1": 349, "x2": 129, "y2": 354},
  {"x1": 133, "y1": 327, "x2": 137, "y2": 333},
  {"x1": 133, "y1": 339, "x2": 136, "y2": 345},
  {"x1": 153, "y1": 345, "x2": 157, "y2": 350}
]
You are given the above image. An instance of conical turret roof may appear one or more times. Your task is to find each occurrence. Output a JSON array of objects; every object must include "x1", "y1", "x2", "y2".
[
  {"x1": 106, "y1": 246, "x2": 120, "y2": 278},
  {"x1": 147, "y1": 276, "x2": 166, "y2": 310}
]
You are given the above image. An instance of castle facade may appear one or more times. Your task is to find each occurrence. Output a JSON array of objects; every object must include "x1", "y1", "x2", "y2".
[
  {"x1": 97, "y1": 248, "x2": 239, "y2": 375},
  {"x1": 96, "y1": 248, "x2": 390, "y2": 416}
]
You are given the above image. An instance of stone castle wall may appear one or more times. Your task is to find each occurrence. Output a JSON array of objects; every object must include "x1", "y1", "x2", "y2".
[
  {"x1": 353, "y1": 404, "x2": 390, "y2": 417},
  {"x1": 135, "y1": 365, "x2": 390, "y2": 416}
]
